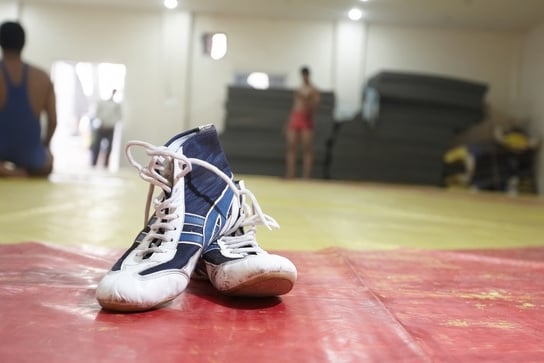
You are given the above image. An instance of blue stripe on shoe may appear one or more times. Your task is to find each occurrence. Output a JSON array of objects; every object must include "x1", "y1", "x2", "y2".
[
  {"x1": 181, "y1": 213, "x2": 204, "y2": 242},
  {"x1": 202, "y1": 185, "x2": 235, "y2": 248},
  {"x1": 140, "y1": 243, "x2": 202, "y2": 275},
  {"x1": 184, "y1": 214, "x2": 204, "y2": 226},
  {"x1": 180, "y1": 231, "x2": 203, "y2": 244}
]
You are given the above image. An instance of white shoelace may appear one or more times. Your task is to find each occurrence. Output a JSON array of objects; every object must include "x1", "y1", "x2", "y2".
[
  {"x1": 216, "y1": 181, "x2": 279, "y2": 256},
  {"x1": 124, "y1": 140, "x2": 277, "y2": 256}
]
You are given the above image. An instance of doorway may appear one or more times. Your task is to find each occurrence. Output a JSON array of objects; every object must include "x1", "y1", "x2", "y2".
[{"x1": 50, "y1": 61, "x2": 126, "y2": 174}]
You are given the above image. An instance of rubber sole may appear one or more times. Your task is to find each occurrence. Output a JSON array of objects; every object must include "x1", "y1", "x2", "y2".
[{"x1": 219, "y1": 272, "x2": 295, "y2": 297}]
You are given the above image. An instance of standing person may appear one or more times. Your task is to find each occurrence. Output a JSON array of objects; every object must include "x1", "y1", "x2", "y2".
[
  {"x1": 91, "y1": 89, "x2": 121, "y2": 168},
  {"x1": 284, "y1": 66, "x2": 320, "y2": 179},
  {"x1": 0, "y1": 21, "x2": 57, "y2": 177}
]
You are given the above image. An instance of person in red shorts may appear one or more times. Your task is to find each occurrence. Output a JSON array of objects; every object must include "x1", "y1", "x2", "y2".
[{"x1": 284, "y1": 66, "x2": 320, "y2": 179}]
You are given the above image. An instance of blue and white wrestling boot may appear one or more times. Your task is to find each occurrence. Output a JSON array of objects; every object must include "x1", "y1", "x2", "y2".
[
  {"x1": 197, "y1": 180, "x2": 298, "y2": 297},
  {"x1": 96, "y1": 125, "x2": 241, "y2": 312}
]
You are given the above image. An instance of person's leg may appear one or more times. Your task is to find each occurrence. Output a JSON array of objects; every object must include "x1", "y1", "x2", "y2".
[
  {"x1": 1, "y1": 147, "x2": 52, "y2": 178},
  {"x1": 301, "y1": 129, "x2": 314, "y2": 179},
  {"x1": 103, "y1": 127, "x2": 115, "y2": 168},
  {"x1": 285, "y1": 129, "x2": 299, "y2": 179},
  {"x1": 0, "y1": 161, "x2": 29, "y2": 177},
  {"x1": 26, "y1": 149, "x2": 54, "y2": 177},
  {"x1": 90, "y1": 129, "x2": 103, "y2": 167}
]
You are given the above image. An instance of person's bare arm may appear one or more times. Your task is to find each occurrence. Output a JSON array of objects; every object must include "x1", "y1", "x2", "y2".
[{"x1": 43, "y1": 80, "x2": 57, "y2": 148}]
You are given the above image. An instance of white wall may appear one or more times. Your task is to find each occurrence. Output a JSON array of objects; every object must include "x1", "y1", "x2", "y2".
[
  {"x1": 521, "y1": 23, "x2": 544, "y2": 193},
  {"x1": 0, "y1": 0, "x2": 18, "y2": 19},
  {"x1": 365, "y1": 24, "x2": 525, "y2": 116},
  {"x1": 188, "y1": 14, "x2": 335, "y2": 131}
]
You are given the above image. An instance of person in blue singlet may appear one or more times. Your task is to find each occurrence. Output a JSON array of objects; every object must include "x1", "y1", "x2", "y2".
[{"x1": 0, "y1": 21, "x2": 57, "y2": 177}]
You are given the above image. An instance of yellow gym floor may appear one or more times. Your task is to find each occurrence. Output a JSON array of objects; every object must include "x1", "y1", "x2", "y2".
[{"x1": 0, "y1": 170, "x2": 542, "y2": 251}]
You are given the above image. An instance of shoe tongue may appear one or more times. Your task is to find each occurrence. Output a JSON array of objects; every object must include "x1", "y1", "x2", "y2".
[{"x1": 154, "y1": 157, "x2": 174, "y2": 185}]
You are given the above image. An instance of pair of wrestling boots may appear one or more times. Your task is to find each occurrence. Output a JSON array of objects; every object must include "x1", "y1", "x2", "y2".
[{"x1": 96, "y1": 125, "x2": 297, "y2": 312}]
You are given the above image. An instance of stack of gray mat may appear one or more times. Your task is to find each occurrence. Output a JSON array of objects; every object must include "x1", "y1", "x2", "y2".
[
  {"x1": 219, "y1": 86, "x2": 335, "y2": 177},
  {"x1": 327, "y1": 71, "x2": 488, "y2": 185}
]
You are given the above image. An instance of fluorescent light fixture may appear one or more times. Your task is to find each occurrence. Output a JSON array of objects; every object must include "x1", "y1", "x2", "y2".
[
  {"x1": 348, "y1": 8, "x2": 363, "y2": 21},
  {"x1": 164, "y1": 0, "x2": 178, "y2": 10},
  {"x1": 210, "y1": 33, "x2": 228, "y2": 60},
  {"x1": 247, "y1": 72, "x2": 270, "y2": 90}
]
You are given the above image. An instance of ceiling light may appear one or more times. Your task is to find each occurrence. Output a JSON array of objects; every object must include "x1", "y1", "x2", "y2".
[
  {"x1": 348, "y1": 8, "x2": 363, "y2": 21},
  {"x1": 164, "y1": 0, "x2": 178, "y2": 10}
]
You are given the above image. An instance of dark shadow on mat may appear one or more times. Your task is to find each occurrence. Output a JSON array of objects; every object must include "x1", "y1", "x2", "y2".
[{"x1": 186, "y1": 279, "x2": 283, "y2": 310}]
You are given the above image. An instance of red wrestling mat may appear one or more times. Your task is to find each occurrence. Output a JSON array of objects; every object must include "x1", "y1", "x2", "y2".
[{"x1": 1, "y1": 242, "x2": 544, "y2": 363}]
